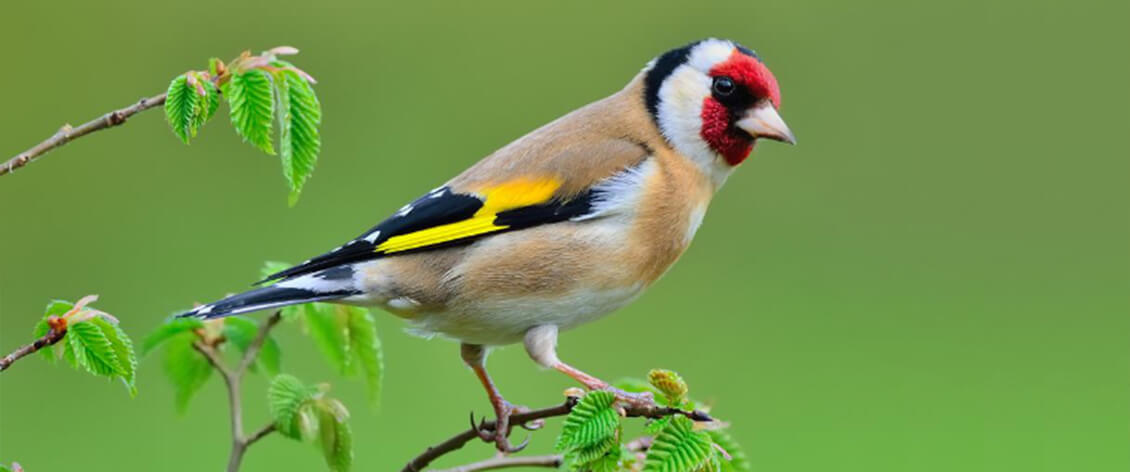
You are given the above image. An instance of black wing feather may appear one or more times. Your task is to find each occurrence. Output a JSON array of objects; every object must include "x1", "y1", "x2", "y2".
[{"x1": 258, "y1": 186, "x2": 597, "y2": 284}]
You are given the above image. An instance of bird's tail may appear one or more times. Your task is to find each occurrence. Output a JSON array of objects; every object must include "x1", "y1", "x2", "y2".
[{"x1": 178, "y1": 268, "x2": 361, "y2": 320}]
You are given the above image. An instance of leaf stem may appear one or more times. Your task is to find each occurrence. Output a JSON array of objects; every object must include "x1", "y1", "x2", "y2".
[
  {"x1": 0, "y1": 324, "x2": 67, "y2": 372},
  {"x1": 192, "y1": 310, "x2": 282, "y2": 472}
]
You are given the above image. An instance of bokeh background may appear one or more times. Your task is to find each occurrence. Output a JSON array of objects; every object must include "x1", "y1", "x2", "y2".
[{"x1": 1, "y1": 0, "x2": 1127, "y2": 470}]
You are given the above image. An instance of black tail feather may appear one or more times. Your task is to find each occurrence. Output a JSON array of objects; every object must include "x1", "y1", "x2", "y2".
[{"x1": 178, "y1": 285, "x2": 358, "y2": 320}]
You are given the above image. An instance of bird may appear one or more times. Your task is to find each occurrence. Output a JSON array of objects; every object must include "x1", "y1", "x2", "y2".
[{"x1": 180, "y1": 38, "x2": 794, "y2": 452}]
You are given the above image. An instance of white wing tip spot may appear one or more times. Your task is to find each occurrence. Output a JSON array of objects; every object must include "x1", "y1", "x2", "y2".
[{"x1": 363, "y1": 230, "x2": 382, "y2": 244}]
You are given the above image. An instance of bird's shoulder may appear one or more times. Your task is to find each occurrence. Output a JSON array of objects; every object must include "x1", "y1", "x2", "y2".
[{"x1": 262, "y1": 80, "x2": 665, "y2": 283}]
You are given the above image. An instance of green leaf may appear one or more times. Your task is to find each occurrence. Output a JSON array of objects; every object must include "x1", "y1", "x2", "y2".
[
  {"x1": 32, "y1": 319, "x2": 56, "y2": 363},
  {"x1": 645, "y1": 416, "x2": 673, "y2": 435},
  {"x1": 165, "y1": 74, "x2": 201, "y2": 144},
  {"x1": 345, "y1": 307, "x2": 382, "y2": 407},
  {"x1": 39, "y1": 300, "x2": 74, "y2": 362},
  {"x1": 315, "y1": 399, "x2": 353, "y2": 472},
  {"x1": 644, "y1": 416, "x2": 716, "y2": 472},
  {"x1": 141, "y1": 317, "x2": 204, "y2": 355},
  {"x1": 224, "y1": 69, "x2": 275, "y2": 154},
  {"x1": 304, "y1": 303, "x2": 350, "y2": 374},
  {"x1": 273, "y1": 67, "x2": 321, "y2": 205},
  {"x1": 91, "y1": 317, "x2": 138, "y2": 396},
  {"x1": 222, "y1": 316, "x2": 281, "y2": 376},
  {"x1": 66, "y1": 320, "x2": 122, "y2": 377},
  {"x1": 162, "y1": 333, "x2": 213, "y2": 413},
  {"x1": 44, "y1": 299, "x2": 75, "y2": 318},
  {"x1": 648, "y1": 369, "x2": 689, "y2": 407},
  {"x1": 269, "y1": 374, "x2": 318, "y2": 440},
  {"x1": 707, "y1": 429, "x2": 751, "y2": 472},
  {"x1": 563, "y1": 436, "x2": 619, "y2": 471},
  {"x1": 557, "y1": 390, "x2": 620, "y2": 451},
  {"x1": 199, "y1": 78, "x2": 221, "y2": 125}
]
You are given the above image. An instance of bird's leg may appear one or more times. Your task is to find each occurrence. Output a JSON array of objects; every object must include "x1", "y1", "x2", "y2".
[
  {"x1": 523, "y1": 325, "x2": 656, "y2": 408},
  {"x1": 460, "y1": 343, "x2": 532, "y2": 454}
]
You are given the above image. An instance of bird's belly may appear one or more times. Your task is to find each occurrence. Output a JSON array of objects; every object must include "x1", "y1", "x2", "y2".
[{"x1": 409, "y1": 282, "x2": 644, "y2": 346}]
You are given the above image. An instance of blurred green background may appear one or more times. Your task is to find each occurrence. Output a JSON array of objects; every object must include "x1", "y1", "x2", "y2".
[{"x1": 1, "y1": 0, "x2": 1127, "y2": 470}]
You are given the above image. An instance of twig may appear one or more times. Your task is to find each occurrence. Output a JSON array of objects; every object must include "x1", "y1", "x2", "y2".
[
  {"x1": 431, "y1": 454, "x2": 563, "y2": 472},
  {"x1": 401, "y1": 397, "x2": 711, "y2": 472},
  {"x1": 0, "y1": 323, "x2": 67, "y2": 372},
  {"x1": 192, "y1": 310, "x2": 283, "y2": 472},
  {"x1": 1, "y1": 92, "x2": 167, "y2": 177}
]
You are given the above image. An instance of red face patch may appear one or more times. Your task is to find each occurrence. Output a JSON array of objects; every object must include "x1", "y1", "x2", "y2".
[
  {"x1": 708, "y1": 50, "x2": 782, "y2": 109},
  {"x1": 700, "y1": 98, "x2": 752, "y2": 166},
  {"x1": 698, "y1": 49, "x2": 783, "y2": 165}
]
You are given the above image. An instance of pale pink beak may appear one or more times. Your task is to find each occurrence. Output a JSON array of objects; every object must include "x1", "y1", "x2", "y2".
[{"x1": 736, "y1": 101, "x2": 796, "y2": 145}]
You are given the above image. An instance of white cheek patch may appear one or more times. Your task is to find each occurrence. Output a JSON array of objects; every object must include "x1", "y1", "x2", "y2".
[
  {"x1": 654, "y1": 39, "x2": 741, "y2": 189},
  {"x1": 657, "y1": 66, "x2": 714, "y2": 168}
]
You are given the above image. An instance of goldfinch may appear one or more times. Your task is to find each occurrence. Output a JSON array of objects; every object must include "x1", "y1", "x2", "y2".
[{"x1": 181, "y1": 38, "x2": 794, "y2": 451}]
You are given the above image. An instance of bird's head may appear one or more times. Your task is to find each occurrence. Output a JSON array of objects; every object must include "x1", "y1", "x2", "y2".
[{"x1": 643, "y1": 38, "x2": 794, "y2": 176}]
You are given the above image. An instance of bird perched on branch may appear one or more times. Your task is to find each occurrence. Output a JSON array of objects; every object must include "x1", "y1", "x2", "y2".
[{"x1": 180, "y1": 38, "x2": 794, "y2": 452}]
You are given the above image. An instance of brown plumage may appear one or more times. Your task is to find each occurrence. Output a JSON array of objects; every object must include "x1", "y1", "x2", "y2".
[{"x1": 181, "y1": 38, "x2": 795, "y2": 453}]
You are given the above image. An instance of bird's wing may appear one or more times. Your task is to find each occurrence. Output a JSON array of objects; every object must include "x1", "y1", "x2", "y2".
[{"x1": 261, "y1": 86, "x2": 655, "y2": 284}]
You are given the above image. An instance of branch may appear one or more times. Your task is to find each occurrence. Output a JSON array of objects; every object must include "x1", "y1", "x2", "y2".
[
  {"x1": 401, "y1": 396, "x2": 710, "y2": 472},
  {"x1": 192, "y1": 311, "x2": 282, "y2": 472},
  {"x1": 0, "y1": 321, "x2": 67, "y2": 372},
  {"x1": 1, "y1": 92, "x2": 167, "y2": 177},
  {"x1": 431, "y1": 454, "x2": 563, "y2": 472}
]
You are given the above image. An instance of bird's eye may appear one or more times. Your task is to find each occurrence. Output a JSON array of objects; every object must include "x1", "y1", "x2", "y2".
[{"x1": 712, "y1": 76, "x2": 736, "y2": 96}]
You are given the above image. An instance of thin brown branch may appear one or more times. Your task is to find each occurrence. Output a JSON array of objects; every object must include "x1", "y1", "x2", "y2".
[
  {"x1": 0, "y1": 323, "x2": 67, "y2": 372},
  {"x1": 236, "y1": 311, "x2": 282, "y2": 373},
  {"x1": 431, "y1": 454, "x2": 563, "y2": 472},
  {"x1": 1, "y1": 92, "x2": 167, "y2": 177},
  {"x1": 401, "y1": 396, "x2": 711, "y2": 472},
  {"x1": 192, "y1": 311, "x2": 282, "y2": 472}
]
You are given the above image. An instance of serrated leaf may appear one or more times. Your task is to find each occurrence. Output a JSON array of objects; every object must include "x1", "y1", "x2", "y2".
[
  {"x1": 91, "y1": 317, "x2": 138, "y2": 396},
  {"x1": 142, "y1": 317, "x2": 204, "y2": 355},
  {"x1": 165, "y1": 75, "x2": 200, "y2": 144},
  {"x1": 163, "y1": 333, "x2": 212, "y2": 413},
  {"x1": 269, "y1": 374, "x2": 318, "y2": 440},
  {"x1": 273, "y1": 67, "x2": 321, "y2": 205},
  {"x1": 304, "y1": 303, "x2": 350, "y2": 375},
  {"x1": 224, "y1": 70, "x2": 275, "y2": 154},
  {"x1": 644, "y1": 416, "x2": 715, "y2": 472},
  {"x1": 223, "y1": 316, "x2": 281, "y2": 376},
  {"x1": 645, "y1": 416, "x2": 673, "y2": 435},
  {"x1": 707, "y1": 429, "x2": 751, "y2": 472},
  {"x1": 44, "y1": 299, "x2": 75, "y2": 318},
  {"x1": 345, "y1": 307, "x2": 382, "y2": 407},
  {"x1": 66, "y1": 321, "x2": 122, "y2": 377},
  {"x1": 557, "y1": 390, "x2": 620, "y2": 451},
  {"x1": 563, "y1": 436, "x2": 619, "y2": 470},
  {"x1": 199, "y1": 79, "x2": 221, "y2": 124},
  {"x1": 316, "y1": 400, "x2": 353, "y2": 472}
]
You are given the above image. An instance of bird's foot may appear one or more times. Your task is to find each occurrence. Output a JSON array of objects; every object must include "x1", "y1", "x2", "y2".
[
  {"x1": 471, "y1": 400, "x2": 536, "y2": 454},
  {"x1": 600, "y1": 385, "x2": 657, "y2": 410}
]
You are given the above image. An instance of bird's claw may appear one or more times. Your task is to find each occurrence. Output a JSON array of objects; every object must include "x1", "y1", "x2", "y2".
[{"x1": 472, "y1": 402, "x2": 534, "y2": 453}]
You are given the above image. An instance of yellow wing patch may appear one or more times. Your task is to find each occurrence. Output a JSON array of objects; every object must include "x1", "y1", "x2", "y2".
[{"x1": 376, "y1": 177, "x2": 562, "y2": 254}]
